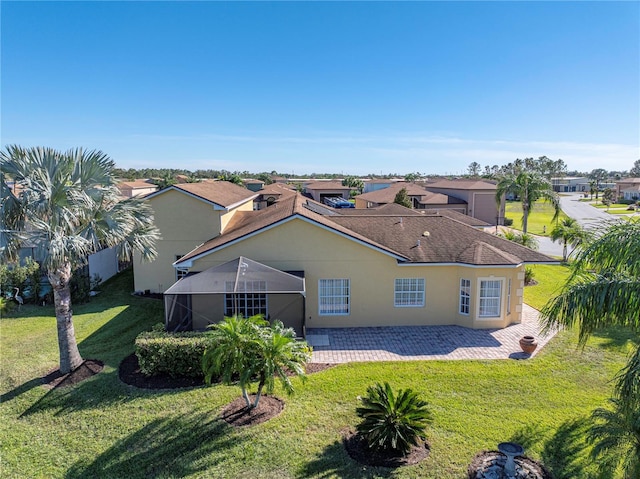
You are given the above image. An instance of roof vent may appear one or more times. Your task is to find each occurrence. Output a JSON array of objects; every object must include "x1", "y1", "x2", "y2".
[
  {"x1": 422, "y1": 231, "x2": 430, "y2": 237},
  {"x1": 416, "y1": 239, "x2": 421, "y2": 247}
]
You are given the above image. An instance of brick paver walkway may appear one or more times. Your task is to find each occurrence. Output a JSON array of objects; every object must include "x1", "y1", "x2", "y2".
[{"x1": 307, "y1": 304, "x2": 555, "y2": 363}]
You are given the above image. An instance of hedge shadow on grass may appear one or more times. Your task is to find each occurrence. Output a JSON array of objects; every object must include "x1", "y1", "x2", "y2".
[
  {"x1": 18, "y1": 368, "x2": 193, "y2": 418},
  {"x1": 65, "y1": 411, "x2": 239, "y2": 479}
]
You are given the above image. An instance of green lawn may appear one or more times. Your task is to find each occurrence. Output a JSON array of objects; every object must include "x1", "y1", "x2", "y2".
[
  {"x1": 1, "y1": 269, "x2": 635, "y2": 478},
  {"x1": 592, "y1": 202, "x2": 637, "y2": 213},
  {"x1": 505, "y1": 200, "x2": 570, "y2": 236},
  {"x1": 522, "y1": 264, "x2": 571, "y2": 311}
]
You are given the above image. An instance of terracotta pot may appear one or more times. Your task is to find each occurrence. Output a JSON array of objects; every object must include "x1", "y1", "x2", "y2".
[{"x1": 519, "y1": 336, "x2": 538, "y2": 355}]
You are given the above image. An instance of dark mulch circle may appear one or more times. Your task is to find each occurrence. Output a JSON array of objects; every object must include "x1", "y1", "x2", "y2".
[
  {"x1": 118, "y1": 353, "x2": 204, "y2": 389},
  {"x1": 118, "y1": 353, "x2": 335, "y2": 390},
  {"x1": 43, "y1": 359, "x2": 104, "y2": 389},
  {"x1": 343, "y1": 430, "x2": 430, "y2": 468},
  {"x1": 220, "y1": 395, "x2": 284, "y2": 427},
  {"x1": 467, "y1": 450, "x2": 553, "y2": 479}
]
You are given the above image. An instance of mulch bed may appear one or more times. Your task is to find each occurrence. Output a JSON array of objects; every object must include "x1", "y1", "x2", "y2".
[
  {"x1": 118, "y1": 353, "x2": 204, "y2": 389},
  {"x1": 220, "y1": 395, "x2": 284, "y2": 427},
  {"x1": 118, "y1": 353, "x2": 335, "y2": 390},
  {"x1": 42, "y1": 360, "x2": 104, "y2": 389},
  {"x1": 343, "y1": 430, "x2": 430, "y2": 468}
]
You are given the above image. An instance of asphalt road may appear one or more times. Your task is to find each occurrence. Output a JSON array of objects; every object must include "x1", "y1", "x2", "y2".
[
  {"x1": 535, "y1": 193, "x2": 622, "y2": 258},
  {"x1": 558, "y1": 193, "x2": 621, "y2": 230}
]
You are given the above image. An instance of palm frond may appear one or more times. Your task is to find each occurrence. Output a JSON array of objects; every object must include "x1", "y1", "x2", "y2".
[{"x1": 541, "y1": 273, "x2": 640, "y2": 345}]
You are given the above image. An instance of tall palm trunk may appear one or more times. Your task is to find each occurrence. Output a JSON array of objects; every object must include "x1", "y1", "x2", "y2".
[{"x1": 48, "y1": 262, "x2": 84, "y2": 374}]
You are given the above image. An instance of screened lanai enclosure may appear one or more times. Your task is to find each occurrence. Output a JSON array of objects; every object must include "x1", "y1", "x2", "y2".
[{"x1": 163, "y1": 256, "x2": 306, "y2": 336}]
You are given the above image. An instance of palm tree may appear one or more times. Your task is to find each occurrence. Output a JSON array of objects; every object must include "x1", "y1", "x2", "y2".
[
  {"x1": 342, "y1": 176, "x2": 364, "y2": 196},
  {"x1": 495, "y1": 170, "x2": 560, "y2": 234},
  {"x1": 153, "y1": 171, "x2": 176, "y2": 189},
  {"x1": 1, "y1": 146, "x2": 159, "y2": 373},
  {"x1": 499, "y1": 230, "x2": 539, "y2": 250},
  {"x1": 202, "y1": 314, "x2": 265, "y2": 406},
  {"x1": 589, "y1": 168, "x2": 608, "y2": 201},
  {"x1": 549, "y1": 218, "x2": 589, "y2": 262},
  {"x1": 541, "y1": 221, "x2": 640, "y2": 477},
  {"x1": 202, "y1": 316, "x2": 311, "y2": 409},
  {"x1": 251, "y1": 320, "x2": 311, "y2": 408}
]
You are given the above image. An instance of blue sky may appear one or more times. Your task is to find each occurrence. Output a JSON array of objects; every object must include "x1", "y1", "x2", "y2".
[{"x1": 2, "y1": 1, "x2": 639, "y2": 176}]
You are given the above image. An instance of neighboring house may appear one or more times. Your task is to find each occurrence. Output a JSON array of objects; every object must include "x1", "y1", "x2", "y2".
[
  {"x1": 150, "y1": 192, "x2": 555, "y2": 336},
  {"x1": 550, "y1": 177, "x2": 588, "y2": 192},
  {"x1": 133, "y1": 181, "x2": 258, "y2": 293},
  {"x1": 243, "y1": 179, "x2": 266, "y2": 192},
  {"x1": 304, "y1": 181, "x2": 353, "y2": 203},
  {"x1": 254, "y1": 183, "x2": 297, "y2": 210},
  {"x1": 354, "y1": 182, "x2": 466, "y2": 212},
  {"x1": 552, "y1": 177, "x2": 616, "y2": 194},
  {"x1": 423, "y1": 179, "x2": 505, "y2": 225},
  {"x1": 362, "y1": 178, "x2": 405, "y2": 193},
  {"x1": 117, "y1": 179, "x2": 159, "y2": 198},
  {"x1": 615, "y1": 178, "x2": 640, "y2": 201}
]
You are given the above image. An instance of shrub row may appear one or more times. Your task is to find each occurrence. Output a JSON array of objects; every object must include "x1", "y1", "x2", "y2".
[{"x1": 135, "y1": 327, "x2": 214, "y2": 378}]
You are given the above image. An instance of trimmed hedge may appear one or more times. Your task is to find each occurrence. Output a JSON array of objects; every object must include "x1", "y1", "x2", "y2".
[{"x1": 135, "y1": 328, "x2": 214, "y2": 378}]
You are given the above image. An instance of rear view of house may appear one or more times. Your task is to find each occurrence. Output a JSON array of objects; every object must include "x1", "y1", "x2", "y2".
[{"x1": 134, "y1": 185, "x2": 555, "y2": 336}]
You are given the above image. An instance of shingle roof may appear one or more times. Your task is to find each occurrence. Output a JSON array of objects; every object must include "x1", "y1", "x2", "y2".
[
  {"x1": 331, "y1": 215, "x2": 553, "y2": 264},
  {"x1": 118, "y1": 179, "x2": 157, "y2": 189},
  {"x1": 147, "y1": 181, "x2": 257, "y2": 208},
  {"x1": 355, "y1": 183, "x2": 465, "y2": 206},
  {"x1": 176, "y1": 192, "x2": 553, "y2": 266},
  {"x1": 422, "y1": 209, "x2": 490, "y2": 227},
  {"x1": 335, "y1": 203, "x2": 423, "y2": 216},
  {"x1": 355, "y1": 183, "x2": 430, "y2": 203},
  {"x1": 425, "y1": 179, "x2": 497, "y2": 190},
  {"x1": 176, "y1": 194, "x2": 405, "y2": 264},
  {"x1": 305, "y1": 181, "x2": 352, "y2": 190},
  {"x1": 258, "y1": 183, "x2": 297, "y2": 196}
]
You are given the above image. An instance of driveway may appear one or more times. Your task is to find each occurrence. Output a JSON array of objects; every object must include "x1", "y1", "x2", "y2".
[{"x1": 307, "y1": 304, "x2": 556, "y2": 363}]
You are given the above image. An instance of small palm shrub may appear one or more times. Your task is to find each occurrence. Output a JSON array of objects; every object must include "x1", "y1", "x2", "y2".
[
  {"x1": 356, "y1": 382, "x2": 433, "y2": 456},
  {"x1": 524, "y1": 266, "x2": 536, "y2": 285},
  {"x1": 202, "y1": 315, "x2": 312, "y2": 408}
]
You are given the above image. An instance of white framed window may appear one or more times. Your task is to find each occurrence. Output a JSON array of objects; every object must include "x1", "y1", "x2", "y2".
[
  {"x1": 319, "y1": 279, "x2": 350, "y2": 315},
  {"x1": 175, "y1": 255, "x2": 187, "y2": 281},
  {"x1": 394, "y1": 278, "x2": 425, "y2": 307},
  {"x1": 507, "y1": 278, "x2": 512, "y2": 314},
  {"x1": 459, "y1": 278, "x2": 471, "y2": 315},
  {"x1": 225, "y1": 280, "x2": 267, "y2": 318},
  {"x1": 479, "y1": 279, "x2": 502, "y2": 318},
  {"x1": 176, "y1": 268, "x2": 189, "y2": 281}
]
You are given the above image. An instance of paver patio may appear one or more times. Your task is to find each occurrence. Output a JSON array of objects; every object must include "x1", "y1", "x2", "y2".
[{"x1": 307, "y1": 304, "x2": 555, "y2": 363}]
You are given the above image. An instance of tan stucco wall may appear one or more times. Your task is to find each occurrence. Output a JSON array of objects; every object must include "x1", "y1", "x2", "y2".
[
  {"x1": 355, "y1": 198, "x2": 376, "y2": 208},
  {"x1": 134, "y1": 189, "x2": 250, "y2": 293},
  {"x1": 221, "y1": 199, "x2": 253, "y2": 232},
  {"x1": 471, "y1": 192, "x2": 503, "y2": 225},
  {"x1": 186, "y1": 218, "x2": 523, "y2": 329}
]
